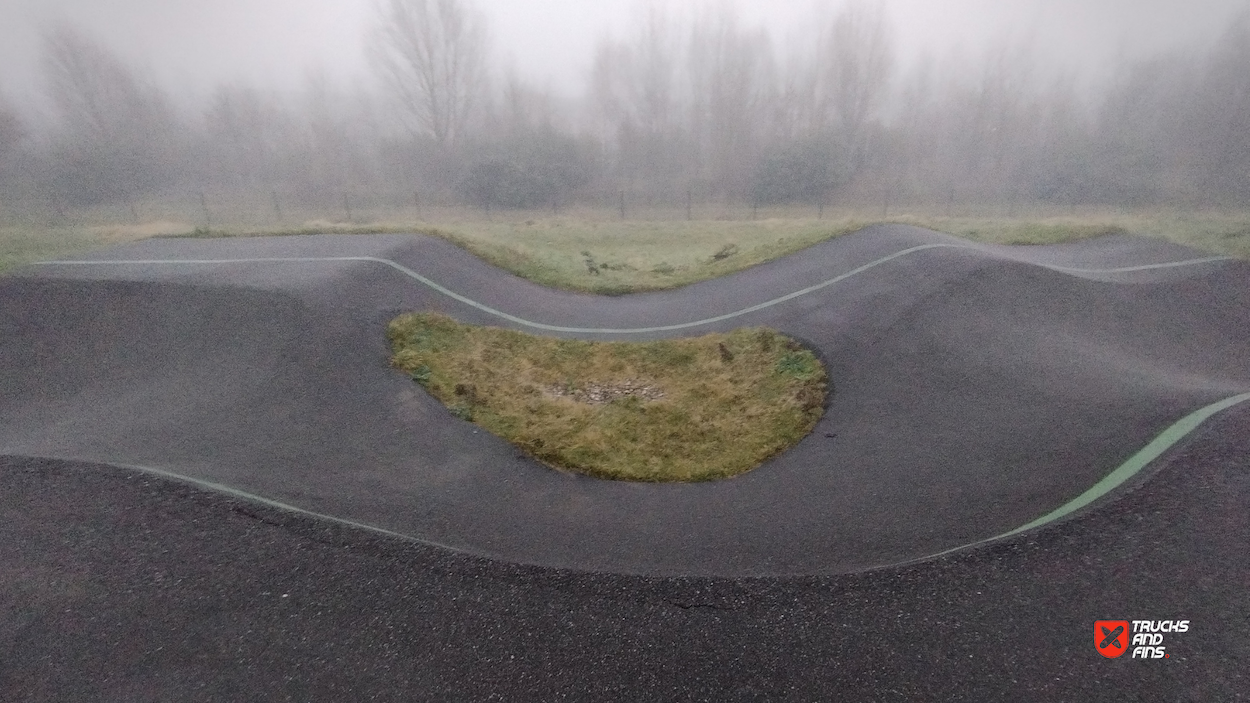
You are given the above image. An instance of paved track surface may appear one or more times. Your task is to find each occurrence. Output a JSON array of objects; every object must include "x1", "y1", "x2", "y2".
[
  {"x1": 3, "y1": 225, "x2": 1248, "y2": 576},
  {"x1": 1, "y1": 407, "x2": 1246, "y2": 700},
  {"x1": 1, "y1": 225, "x2": 1248, "y2": 698}
]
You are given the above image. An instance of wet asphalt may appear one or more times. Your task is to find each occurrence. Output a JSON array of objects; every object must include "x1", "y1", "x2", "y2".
[{"x1": 1, "y1": 225, "x2": 1248, "y2": 699}]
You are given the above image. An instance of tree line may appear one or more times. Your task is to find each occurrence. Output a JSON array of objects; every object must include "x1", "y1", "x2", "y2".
[{"x1": 1, "y1": 1, "x2": 1248, "y2": 221}]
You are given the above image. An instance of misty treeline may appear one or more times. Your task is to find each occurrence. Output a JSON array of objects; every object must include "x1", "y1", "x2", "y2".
[{"x1": 1, "y1": 1, "x2": 1249, "y2": 222}]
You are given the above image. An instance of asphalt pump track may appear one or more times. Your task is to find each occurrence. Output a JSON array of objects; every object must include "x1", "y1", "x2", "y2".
[{"x1": 2, "y1": 224, "x2": 1248, "y2": 698}]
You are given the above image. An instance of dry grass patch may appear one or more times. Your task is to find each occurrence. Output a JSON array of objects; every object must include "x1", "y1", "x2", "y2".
[
  {"x1": 388, "y1": 312, "x2": 829, "y2": 482},
  {"x1": 0, "y1": 223, "x2": 158, "y2": 273},
  {"x1": 432, "y1": 217, "x2": 865, "y2": 295}
]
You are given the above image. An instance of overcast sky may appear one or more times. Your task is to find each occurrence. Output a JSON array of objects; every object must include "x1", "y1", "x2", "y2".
[{"x1": 2, "y1": 0, "x2": 1247, "y2": 107}]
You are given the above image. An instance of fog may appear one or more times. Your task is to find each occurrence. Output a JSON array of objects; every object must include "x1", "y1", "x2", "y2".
[
  {"x1": 4, "y1": 1, "x2": 1243, "y2": 100},
  {"x1": 1, "y1": 0, "x2": 1249, "y2": 218}
]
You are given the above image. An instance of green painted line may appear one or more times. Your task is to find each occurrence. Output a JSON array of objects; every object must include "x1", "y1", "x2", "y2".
[
  {"x1": 922, "y1": 391, "x2": 1250, "y2": 563},
  {"x1": 16, "y1": 392, "x2": 1249, "y2": 575},
  {"x1": 32, "y1": 245, "x2": 1233, "y2": 335}
]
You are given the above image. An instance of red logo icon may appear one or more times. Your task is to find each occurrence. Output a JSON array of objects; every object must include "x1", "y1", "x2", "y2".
[{"x1": 1095, "y1": 620, "x2": 1130, "y2": 658}]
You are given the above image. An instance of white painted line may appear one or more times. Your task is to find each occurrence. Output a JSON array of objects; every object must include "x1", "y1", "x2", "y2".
[{"x1": 32, "y1": 244, "x2": 1234, "y2": 335}]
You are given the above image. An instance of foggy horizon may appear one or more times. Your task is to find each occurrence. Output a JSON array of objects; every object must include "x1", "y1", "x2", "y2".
[
  {"x1": 3, "y1": 0, "x2": 1248, "y2": 111},
  {"x1": 3, "y1": 0, "x2": 1249, "y2": 217}
]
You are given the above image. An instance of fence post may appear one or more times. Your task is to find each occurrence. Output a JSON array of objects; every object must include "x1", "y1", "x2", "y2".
[
  {"x1": 343, "y1": 193, "x2": 353, "y2": 222},
  {"x1": 619, "y1": 190, "x2": 626, "y2": 220},
  {"x1": 686, "y1": 188, "x2": 692, "y2": 220},
  {"x1": 272, "y1": 191, "x2": 283, "y2": 221}
]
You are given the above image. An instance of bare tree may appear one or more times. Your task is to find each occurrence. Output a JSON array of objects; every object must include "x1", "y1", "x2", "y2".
[
  {"x1": 1189, "y1": 11, "x2": 1250, "y2": 204},
  {"x1": 886, "y1": 59, "x2": 937, "y2": 203},
  {"x1": 496, "y1": 71, "x2": 561, "y2": 135},
  {"x1": 590, "y1": 6, "x2": 689, "y2": 191},
  {"x1": 301, "y1": 71, "x2": 358, "y2": 196},
  {"x1": 43, "y1": 25, "x2": 176, "y2": 145},
  {"x1": 41, "y1": 24, "x2": 183, "y2": 205},
  {"x1": 203, "y1": 83, "x2": 292, "y2": 189},
  {"x1": 1021, "y1": 73, "x2": 1095, "y2": 208},
  {"x1": 687, "y1": 8, "x2": 773, "y2": 197},
  {"x1": 1092, "y1": 53, "x2": 1195, "y2": 205},
  {"x1": 817, "y1": 4, "x2": 894, "y2": 158},
  {"x1": 963, "y1": 45, "x2": 1037, "y2": 204},
  {"x1": 371, "y1": 0, "x2": 487, "y2": 146},
  {"x1": 591, "y1": 7, "x2": 683, "y2": 135}
]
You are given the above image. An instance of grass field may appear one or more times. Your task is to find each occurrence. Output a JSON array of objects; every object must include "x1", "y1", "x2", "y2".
[
  {"x1": 388, "y1": 312, "x2": 828, "y2": 482},
  {"x1": 3, "y1": 200, "x2": 1248, "y2": 292}
]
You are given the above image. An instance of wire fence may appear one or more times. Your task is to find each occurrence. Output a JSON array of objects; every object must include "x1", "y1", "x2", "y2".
[{"x1": 0, "y1": 184, "x2": 1131, "y2": 232}]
